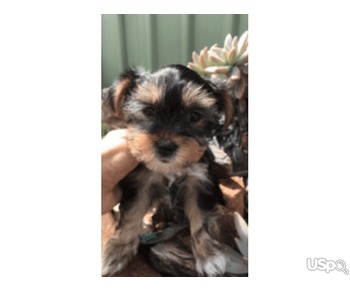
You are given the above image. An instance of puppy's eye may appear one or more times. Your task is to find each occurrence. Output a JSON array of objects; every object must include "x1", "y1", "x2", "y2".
[
  {"x1": 142, "y1": 106, "x2": 155, "y2": 117},
  {"x1": 189, "y1": 111, "x2": 202, "y2": 123}
]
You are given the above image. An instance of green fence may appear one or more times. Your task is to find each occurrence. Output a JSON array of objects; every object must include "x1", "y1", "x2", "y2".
[{"x1": 102, "y1": 14, "x2": 248, "y2": 88}]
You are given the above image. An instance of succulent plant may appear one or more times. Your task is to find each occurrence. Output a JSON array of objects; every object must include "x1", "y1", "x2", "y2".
[
  {"x1": 224, "y1": 212, "x2": 248, "y2": 275},
  {"x1": 188, "y1": 32, "x2": 249, "y2": 176},
  {"x1": 188, "y1": 31, "x2": 248, "y2": 100},
  {"x1": 233, "y1": 212, "x2": 248, "y2": 264}
]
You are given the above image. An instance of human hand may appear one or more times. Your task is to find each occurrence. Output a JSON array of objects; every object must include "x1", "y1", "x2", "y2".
[{"x1": 101, "y1": 129, "x2": 138, "y2": 214}]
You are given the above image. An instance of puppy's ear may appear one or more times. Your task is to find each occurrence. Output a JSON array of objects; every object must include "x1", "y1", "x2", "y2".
[
  {"x1": 222, "y1": 90, "x2": 234, "y2": 128},
  {"x1": 104, "y1": 68, "x2": 143, "y2": 119},
  {"x1": 210, "y1": 80, "x2": 234, "y2": 128},
  {"x1": 174, "y1": 65, "x2": 234, "y2": 128}
]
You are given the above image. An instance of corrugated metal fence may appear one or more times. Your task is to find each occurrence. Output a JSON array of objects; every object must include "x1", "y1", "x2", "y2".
[{"x1": 102, "y1": 14, "x2": 248, "y2": 88}]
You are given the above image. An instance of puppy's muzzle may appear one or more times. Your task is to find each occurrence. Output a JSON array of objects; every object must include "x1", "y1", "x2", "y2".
[{"x1": 155, "y1": 138, "x2": 178, "y2": 161}]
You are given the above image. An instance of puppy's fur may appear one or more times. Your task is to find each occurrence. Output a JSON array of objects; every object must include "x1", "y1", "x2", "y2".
[{"x1": 102, "y1": 64, "x2": 233, "y2": 276}]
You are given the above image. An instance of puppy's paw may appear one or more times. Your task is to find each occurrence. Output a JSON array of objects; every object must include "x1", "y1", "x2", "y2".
[
  {"x1": 195, "y1": 252, "x2": 227, "y2": 277},
  {"x1": 191, "y1": 232, "x2": 227, "y2": 276},
  {"x1": 102, "y1": 258, "x2": 129, "y2": 277},
  {"x1": 101, "y1": 237, "x2": 139, "y2": 277}
]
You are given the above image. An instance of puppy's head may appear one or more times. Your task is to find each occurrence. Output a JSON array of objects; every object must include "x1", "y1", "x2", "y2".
[{"x1": 106, "y1": 64, "x2": 233, "y2": 174}]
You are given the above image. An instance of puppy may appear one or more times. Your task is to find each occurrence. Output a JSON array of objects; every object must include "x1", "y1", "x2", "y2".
[{"x1": 102, "y1": 64, "x2": 233, "y2": 276}]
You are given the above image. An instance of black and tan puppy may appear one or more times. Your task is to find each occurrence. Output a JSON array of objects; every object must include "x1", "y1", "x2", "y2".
[{"x1": 102, "y1": 64, "x2": 233, "y2": 276}]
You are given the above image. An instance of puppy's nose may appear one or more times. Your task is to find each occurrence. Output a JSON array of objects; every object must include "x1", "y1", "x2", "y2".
[{"x1": 155, "y1": 138, "x2": 178, "y2": 158}]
